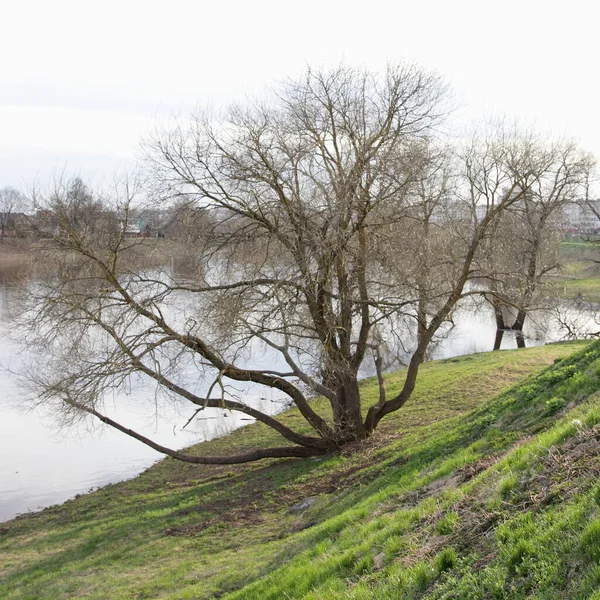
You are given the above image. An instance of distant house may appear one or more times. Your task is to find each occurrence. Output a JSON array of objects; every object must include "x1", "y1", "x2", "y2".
[
  {"x1": 0, "y1": 212, "x2": 37, "y2": 237},
  {"x1": 121, "y1": 214, "x2": 157, "y2": 238},
  {"x1": 561, "y1": 201, "x2": 600, "y2": 235},
  {"x1": 122, "y1": 220, "x2": 142, "y2": 237}
]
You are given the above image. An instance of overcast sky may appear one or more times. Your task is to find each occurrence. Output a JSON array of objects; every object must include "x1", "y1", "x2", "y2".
[{"x1": 1, "y1": 0, "x2": 598, "y2": 189}]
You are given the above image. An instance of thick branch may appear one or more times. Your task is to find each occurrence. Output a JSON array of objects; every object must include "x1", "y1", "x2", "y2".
[{"x1": 69, "y1": 399, "x2": 325, "y2": 464}]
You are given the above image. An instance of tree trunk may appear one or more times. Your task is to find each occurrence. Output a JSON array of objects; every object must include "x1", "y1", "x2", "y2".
[
  {"x1": 332, "y1": 378, "x2": 367, "y2": 444},
  {"x1": 492, "y1": 299, "x2": 506, "y2": 351},
  {"x1": 512, "y1": 308, "x2": 527, "y2": 348},
  {"x1": 512, "y1": 308, "x2": 526, "y2": 332},
  {"x1": 493, "y1": 329, "x2": 505, "y2": 350}
]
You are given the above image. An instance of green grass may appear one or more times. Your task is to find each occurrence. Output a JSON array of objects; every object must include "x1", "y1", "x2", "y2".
[
  {"x1": 1, "y1": 340, "x2": 599, "y2": 599},
  {"x1": 555, "y1": 240, "x2": 600, "y2": 301},
  {"x1": 553, "y1": 277, "x2": 600, "y2": 303}
]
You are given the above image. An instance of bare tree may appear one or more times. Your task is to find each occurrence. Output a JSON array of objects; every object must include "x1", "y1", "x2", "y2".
[
  {"x1": 21, "y1": 66, "x2": 542, "y2": 464},
  {"x1": 0, "y1": 187, "x2": 25, "y2": 239},
  {"x1": 476, "y1": 137, "x2": 594, "y2": 348}
]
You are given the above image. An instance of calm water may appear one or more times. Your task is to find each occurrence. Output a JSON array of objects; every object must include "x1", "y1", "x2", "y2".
[{"x1": 0, "y1": 273, "x2": 596, "y2": 522}]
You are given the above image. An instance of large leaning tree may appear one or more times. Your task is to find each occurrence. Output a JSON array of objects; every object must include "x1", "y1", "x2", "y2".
[{"x1": 22, "y1": 65, "x2": 560, "y2": 464}]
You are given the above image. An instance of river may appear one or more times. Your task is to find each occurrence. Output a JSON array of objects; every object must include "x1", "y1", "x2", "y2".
[{"x1": 0, "y1": 268, "x2": 597, "y2": 522}]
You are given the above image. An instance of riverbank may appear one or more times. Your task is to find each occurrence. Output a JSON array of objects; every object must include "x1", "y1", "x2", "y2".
[
  {"x1": 3, "y1": 239, "x2": 591, "y2": 526},
  {"x1": 555, "y1": 239, "x2": 600, "y2": 302},
  {"x1": 3, "y1": 340, "x2": 599, "y2": 599},
  {"x1": 0, "y1": 240, "x2": 31, "y2": 270},
  {"x1": 0, "y1": 237, "x2": 205, "y2": 275}
]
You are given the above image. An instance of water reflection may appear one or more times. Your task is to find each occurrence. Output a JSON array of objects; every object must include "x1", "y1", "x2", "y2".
[{"x1": 0, "y1": 266, "x2": 289, "y2": 522}]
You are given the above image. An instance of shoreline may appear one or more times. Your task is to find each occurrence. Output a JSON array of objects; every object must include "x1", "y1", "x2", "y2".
[
  {"x1": 0, "y1": 341, "x2": 593, "y2": 599},
  {"x1": 2, "y1": 341, "x2": 585, "y2": 528}
]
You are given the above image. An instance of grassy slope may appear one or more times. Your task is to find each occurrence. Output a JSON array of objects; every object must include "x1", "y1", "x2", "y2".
[
  {"x1": 556, "y1": 240, "x2": 600, "y2": 302},
  {"x1": 1, "y1": 341, "x2": 600, "y2": 599}
]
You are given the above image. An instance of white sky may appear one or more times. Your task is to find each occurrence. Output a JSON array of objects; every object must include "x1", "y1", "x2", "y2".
[{"x1": 1, "y1": 0, "x2": 599, "y2": 188}]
